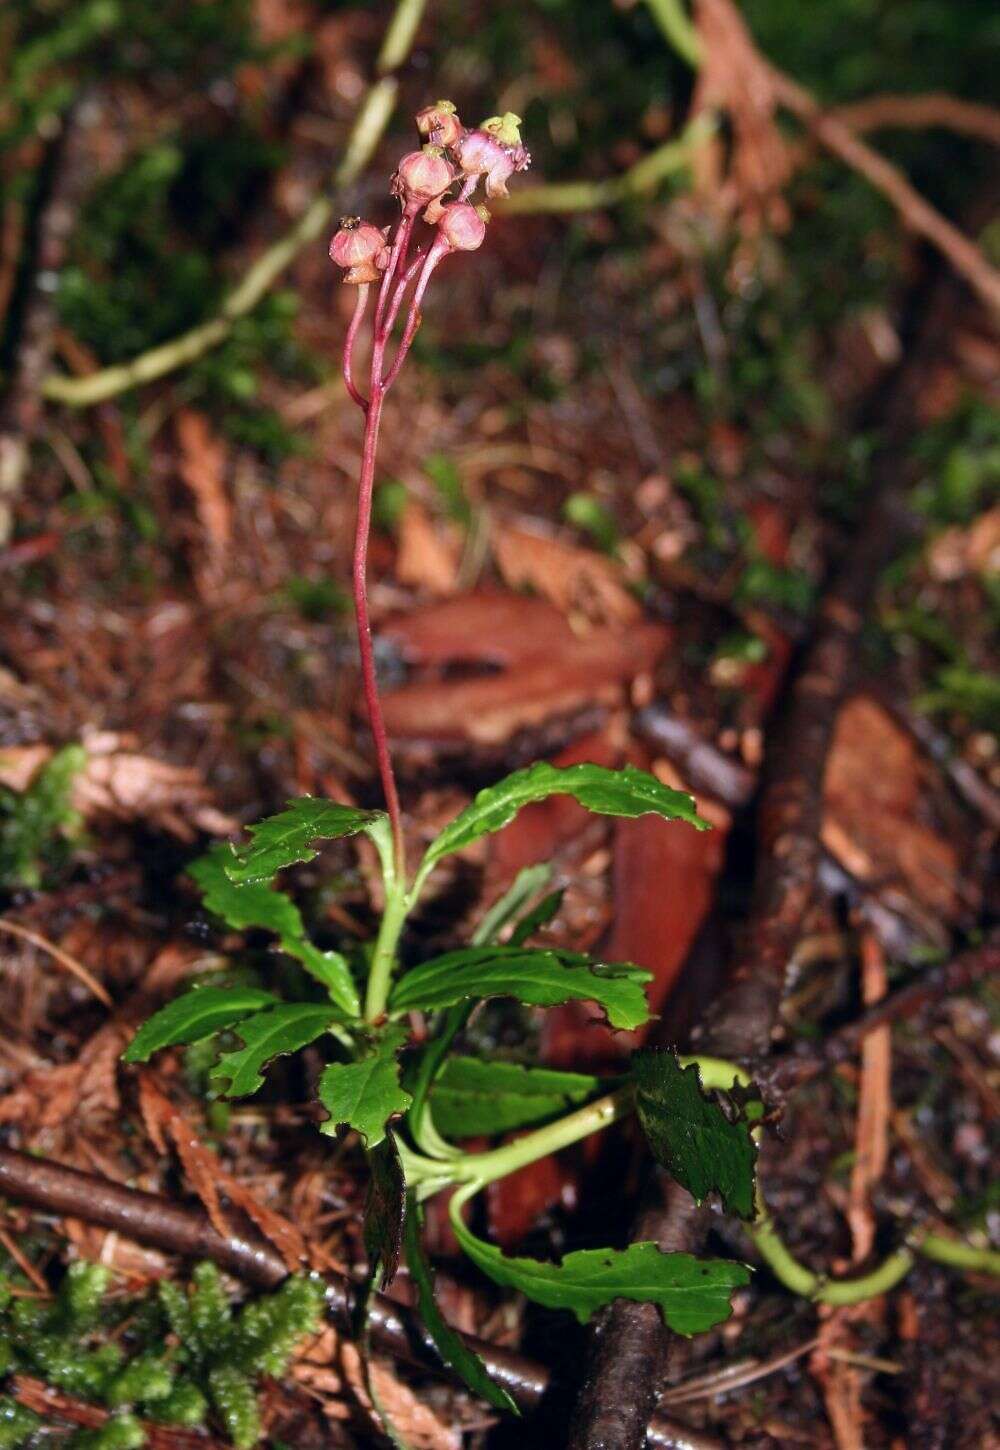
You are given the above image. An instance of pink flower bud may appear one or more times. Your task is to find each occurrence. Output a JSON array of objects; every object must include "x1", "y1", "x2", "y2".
[
  {"x1": 391, "y1": 148, "x2": 455, "y2": 212},
  {"x1": 415, "y1": 100, "x2": 464, "y2": 150},
  {"x1": 438, "y1": 202, "x2": 487, "y2": 252},
  {"x1": 453, "y1": 125, "x2": 530, "y2": 200},
  {"x1": 329, "y1": 218, "x2": 389, "y2": 283}
]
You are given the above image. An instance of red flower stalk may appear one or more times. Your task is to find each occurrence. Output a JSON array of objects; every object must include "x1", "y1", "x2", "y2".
[{"x1": 330, "y1": 105, "x2": 528, "y2": 881}]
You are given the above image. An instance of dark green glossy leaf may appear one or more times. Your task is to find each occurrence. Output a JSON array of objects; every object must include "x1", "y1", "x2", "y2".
[
  {"x1": 123, "y1": 986, "x2": 278, "y2": 1063},
  {"x1": 419, "y1": 763, "x2": 708, "y2": 879},
  {"x1": 190, "y1": 846, "x2": 302, "y2": 938},
  {"x1": 364, "y1": 1134, "x2": 406, "y2": 1292},
  {"x1": 404, "y1": 1196, "x2": 518, "y2": 1413},
  {"x1": 450, "y1": 1194, "x2": 749, "y2": 1334},
  {"x1": 472, "y1": 863, "x2": 553, "y2": 946},
  {"x1": 209, "y1": 1004, "x2": 337, "y2": 1097},
  {"x1": 318, "y1": 1026, "x2": 411, "y2": 1149},
  {"x1": 430, "y1": 1057, "x2": 600, "y2": 1138},
  {"x1": 189, "y1": 846, "x2": 359, "y2": 1018},
  {"x1": 632, "y1": 1051, "x2": 757, "y2": 1220},
  {"x1": 224, "y1": 798, "x2": 386, "y2": 885},
  {"x1": 505, "y1": 888, "x2": 564, "y2": 948},
  {"x1": 390, "y1": 946, "x2": 651, "y2": 1032}
]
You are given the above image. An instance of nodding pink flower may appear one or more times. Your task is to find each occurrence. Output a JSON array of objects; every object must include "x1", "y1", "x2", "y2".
[
  {"x1": 329, "y1": 218, "x2": 390, "y2": 284},
  {"x1": 415, "y1": 99, "x2": 464, "y2": 150},
  {"x1": 391, "y1": 147, "x2": 455, "y2": 214},
  {"x1": 437, "y1": 202, "x2": 487, "y2": 252},
  {"x1": 453, "y1": 115, "x2": 531, "y2": 200}
]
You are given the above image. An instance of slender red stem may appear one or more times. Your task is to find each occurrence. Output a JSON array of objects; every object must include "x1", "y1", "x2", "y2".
[
  {"x1": 343, "y1": 217, "x2": 451, "y2": 882},
  {"x1": 382, "y1": 249, "x2": 428, "y2": 342},
  {"x1": 353, "y1": 378, "x2": 405, "y2": 876},
  {"x1": 382, "y1": 240, "x2": 449, "y2": 391},
  {"x1": 374, "y1": 212, "x2": 415, "y2": 335},
  {"x1": 342, "y1": 282, "x2": 371, "y2": 411}
]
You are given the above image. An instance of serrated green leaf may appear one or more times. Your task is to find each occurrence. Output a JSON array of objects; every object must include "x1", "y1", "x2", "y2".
[
  {"x1": 318, "y1": 1025, "x2": 412, "y2": 1149},
  {"x1": 429, "y1": 1058, "x2": 600, "y2": 1138},
  {"x1": 450, "y1": 1189, "x2": 749, "y2": 1334},
  {"x1": 189, "y1": 846, "x2": 359, "y2": 1018},
  {"x1": 210, "y1": 1004, "x2": 337, "y2": 1097},
  {"x1": 123, "y1": 986, "x2": 278, "y2": 1063},
  {"x1": 632, "y1": 1050, "x2": 757, "y2": 1220},
  {"x1": 363, "y1": 1134, "x2": 406, "y2": 1292},
  {"x1": 190, "y1": 846, "x2": 303, "y2": 937},
  {"x1": 417, "y1": 763, "x2": 708, "y2": 883},
  {"x1": 390, "y1": 946, "x2": 651, "y2": 1031},
  {"x1": 404, "y1": 1195, "x2": 518, "y2": 1413},
  {"x1": 224, "y1": 798, "x2": 386, "y2": 884}
]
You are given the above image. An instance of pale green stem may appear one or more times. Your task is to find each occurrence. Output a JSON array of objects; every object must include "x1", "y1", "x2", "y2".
[
  {"x1": 750, "y1": 1184, "x2": 914, "y2": 1304},
  {"x1": 363, "y1": 877, "x2": 410, "y2": 1023},
  {"x1": 376, "y1": 0, "x2": 429, "y2": 73},
  {"x1": 918, "y1": 1231, "x2": 1000, "y2": 1277},
  {"x1": 499, "y1": 119, "x2": 713, "y2": 216},
  {"x1": 450, "y1": 1086, "x2": 632, "y2": 1188},
  {"x1": 644, "y1": 0, "x2": 703, "y2": 69},
  {"x1": 42, "y1": 0, "x2": 421, "y2": 408}
]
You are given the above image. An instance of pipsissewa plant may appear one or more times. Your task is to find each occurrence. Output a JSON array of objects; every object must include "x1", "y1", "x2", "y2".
[{"x1": 124, "y1": 105, "x2": 759, "y2": 1412}]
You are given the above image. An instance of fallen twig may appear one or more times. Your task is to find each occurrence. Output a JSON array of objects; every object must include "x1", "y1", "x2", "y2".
[
  {"x1": 0, "y1": 917, "x2": 113, "y2": 1008},
  {"x1": 822, "y1": 93, "x2": 1000, "y2": 149}
]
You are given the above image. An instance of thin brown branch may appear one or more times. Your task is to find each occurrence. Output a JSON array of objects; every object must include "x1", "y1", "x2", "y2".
[
  {"x1": 768, "y1": 68, "x2": 1000, "y2": 314},
  {"x1": 762, "y1": 938, "x2": 1000, "y2": 1098},
  {"x1": 830, "y1": 94, "x2": 1000, "y2": 148}
]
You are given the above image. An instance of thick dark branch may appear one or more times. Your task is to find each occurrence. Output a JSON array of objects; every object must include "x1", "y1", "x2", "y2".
[{"x1": 0, "y1": 100, "x2": 95, "y2": 541}]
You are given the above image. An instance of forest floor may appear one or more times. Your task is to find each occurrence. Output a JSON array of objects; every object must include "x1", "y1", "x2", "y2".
[{"x1": 1, "y1": 4, "x2": 998, "y2": 1447}]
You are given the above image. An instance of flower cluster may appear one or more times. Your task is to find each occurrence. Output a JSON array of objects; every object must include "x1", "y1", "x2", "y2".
[{"x1": 329, "y1": 102, "x2": 530, "y2": 284}]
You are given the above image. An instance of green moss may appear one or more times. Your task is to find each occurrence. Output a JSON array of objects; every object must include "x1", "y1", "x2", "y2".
[
  {"x1": 149, "y1": 1380, "x2": 208, "y2": 1428},
  {"x1": 0, "y1": 1262, "x2": 324, "y2": 1447},
  {"x1": 0, "y1": 744, "x2": 86, "y2": 891},
  {"x1": 0, "y1": 1399, "x2": 41, "y2": 1450},
  {"x1": 207, "y1": 1366, "x2": 260, "y2": 1450}
]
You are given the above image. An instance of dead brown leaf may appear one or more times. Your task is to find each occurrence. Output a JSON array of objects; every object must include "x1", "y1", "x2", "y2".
[
  {"x1": 73, "y1": 732, "x2": 235, "y2": 840},
  {"x1": 396, "y1": 500, "x2": 462, "y2": 596},
  {"x1": 493, "y1": 524, "x2": 641, "y2": 627},
  {"x1": 339, "y1": 1343, "x2": 460, "y2": 1450},
  {"x1": 822, "y1": 696, "x2": 965, "y2": 924},
  {"x1": 380, "y1": 592, "x2": 668, "y2": 747}
]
